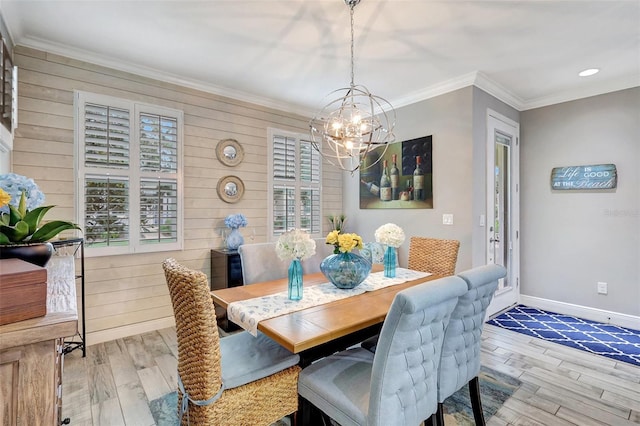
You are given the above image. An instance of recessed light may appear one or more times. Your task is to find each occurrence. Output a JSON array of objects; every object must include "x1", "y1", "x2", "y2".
[{"x1": 579, "y1": 68, "x2": 600, "y2": 77}]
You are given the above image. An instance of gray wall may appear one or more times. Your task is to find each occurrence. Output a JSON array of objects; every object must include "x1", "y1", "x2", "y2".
[
  {"x1": 343, "y1": 86, "x2": 521, "y2": 272},
  {"x1": 343, "y1": 87, "x2": 475, "y2": 269},
  {"x1": 520, "y1": 88, "x2": 640, "y2": 317}
]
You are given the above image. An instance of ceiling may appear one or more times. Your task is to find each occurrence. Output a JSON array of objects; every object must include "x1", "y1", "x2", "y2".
[{"x1": 1, "y1": 0, "x2": 639, "y2": 115}]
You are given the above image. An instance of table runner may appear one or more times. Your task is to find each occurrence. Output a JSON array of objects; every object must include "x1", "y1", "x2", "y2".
[{"x1": 228, "y1": 268, "x2": 431, "y2": 336}]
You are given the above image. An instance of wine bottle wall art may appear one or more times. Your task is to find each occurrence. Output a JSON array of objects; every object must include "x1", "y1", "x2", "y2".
[{"x1": 359, "y1": 135, "x2": 433, "y2": 209}]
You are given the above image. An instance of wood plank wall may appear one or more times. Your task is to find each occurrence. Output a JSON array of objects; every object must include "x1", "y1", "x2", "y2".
[{"x1": 12, "y1": 45, "x2": 343, "y2": 344}]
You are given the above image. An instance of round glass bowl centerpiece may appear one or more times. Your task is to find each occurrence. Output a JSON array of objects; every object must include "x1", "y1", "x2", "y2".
[{"x1": 320, "y1": 252, "x2": 372, "y2": 290}]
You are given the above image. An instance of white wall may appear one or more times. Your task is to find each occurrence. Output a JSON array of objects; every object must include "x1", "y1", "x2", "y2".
[{"x1": 520, "y1": 88, "x2": 640, "y2": 317}]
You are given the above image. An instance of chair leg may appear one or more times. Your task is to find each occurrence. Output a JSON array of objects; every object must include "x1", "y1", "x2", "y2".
[
  {"x1": 299, "y1": 395, "x2": 328, "y2": 426},
  {"x1": 469, "y1": 376, "x2": 486, "y2": 426},
  {"x1": 424, "y1": 412, "x2": 437, "y2": 426},
  {"x1": 435, "y1": 402, "x2": 445, "y2": 426}
]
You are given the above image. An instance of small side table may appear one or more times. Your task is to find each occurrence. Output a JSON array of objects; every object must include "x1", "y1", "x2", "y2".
[{"x1": 210, "y1": 249, "x2": 244, "y2": 330}]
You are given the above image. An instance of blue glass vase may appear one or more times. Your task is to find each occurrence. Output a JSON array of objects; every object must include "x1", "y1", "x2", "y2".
[
  {"x1": 225, "y1": 228, "x2": 244, "y2": 250},
  {"x1": 320, "y1": 252, "x2": 372, "y2": 290},
  {"x1": 384, "y1": 246, "x2": 396, "y2": 278},
  {"x1": 288, "y1": 259, "x2": 303, "y2": 300}
]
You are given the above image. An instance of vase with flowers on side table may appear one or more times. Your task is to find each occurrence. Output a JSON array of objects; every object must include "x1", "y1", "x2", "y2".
[
  {"x1": 276, "y1": 228, "x2": 316, "y2": 300},
  {"x1": 1, "y1": 173, "x2": 81, "y2": 267},
  {"x1": 224, "y1": 213, "x2": 248, "y2": 250}
]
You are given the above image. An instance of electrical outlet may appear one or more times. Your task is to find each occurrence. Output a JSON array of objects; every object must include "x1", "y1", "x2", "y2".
[
  {"x1": 443, "y1": 214, "x2": 454, "y2": 225},
  {"x1": 597, "y1": 282, "x2": 608, "y2": 295}
]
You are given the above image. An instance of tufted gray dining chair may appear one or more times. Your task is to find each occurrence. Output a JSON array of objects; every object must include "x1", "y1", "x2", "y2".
[
  {"x1": 298, "y1": 275, "x2": 467, "y2": 426},
  {"x1": 435, "y1": 263, "x2": 507, "y2": 426},
  {"x1": 238, "y1": 242, "x2": 288, "y2": 285},
  {"x1": 361, "y1": 236, "x2": 459, "y2": 353}
]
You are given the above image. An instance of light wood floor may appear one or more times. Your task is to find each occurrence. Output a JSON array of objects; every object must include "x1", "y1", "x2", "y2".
[{"x1": 61, "y1": 324, "x2": 640, "y2": 425}]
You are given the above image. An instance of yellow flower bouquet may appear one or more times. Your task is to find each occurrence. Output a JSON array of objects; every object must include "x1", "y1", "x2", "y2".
[{"x1": 325, "y1": 230, "x2": 363, "y2": 254}]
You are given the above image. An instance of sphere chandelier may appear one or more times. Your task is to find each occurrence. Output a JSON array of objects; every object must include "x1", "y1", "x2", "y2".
[{"x1": 309, "y1": 0, "x2": 396, "y2": 174}]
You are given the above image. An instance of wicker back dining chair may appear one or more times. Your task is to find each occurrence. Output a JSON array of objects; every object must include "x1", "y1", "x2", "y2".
[
  {"x1": 361, "y1": 236, "x2": 461, "y2": 353},
  {"x1": 162, "y1": 258, "x2": 301, "y2": 425},
  {"x1": 408, "y1": 237, "x2": 460, "y2": 276}
]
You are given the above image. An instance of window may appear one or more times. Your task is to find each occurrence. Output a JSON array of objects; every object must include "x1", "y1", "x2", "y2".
[
  {"x1": 0, "y1": 33, "x2": 17, "y2": 133},
  {"x1": 76, "y1": 92, "x2": 183, "y2": 256},
  {"x1": 268, "y1": 128, "x2": 322, "y2": 239}
]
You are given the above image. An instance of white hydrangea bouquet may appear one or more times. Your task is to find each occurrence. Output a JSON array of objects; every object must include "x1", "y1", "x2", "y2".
[
  {"x1": 374, "y1": 223, "x2": 405, "y2": 278},
  {"x1": 275, "y1": 228, "x2": 317, "y2": 261},
  {"x1": 374, "y1": 223, "x2": 405, "y2": 248}
]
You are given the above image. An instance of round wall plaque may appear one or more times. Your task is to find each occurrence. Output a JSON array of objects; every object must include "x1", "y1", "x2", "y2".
[
  {"x1": 217, "y1": 175, "x2": 245, "y2": 203},
  {"x1": 216, "y1": 138, "x2": 244, "y2": 167}
]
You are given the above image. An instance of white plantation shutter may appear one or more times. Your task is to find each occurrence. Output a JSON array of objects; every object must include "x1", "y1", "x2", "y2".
[
  {"x1": 77, "y1": 92, "x2": 183, "y2": 256},
  {"x1": 84, "y1": 103, "x2": 130, "y2": 168},
  {"x1": 139, "y1": 113, "x2": 178, "y2": 172},
  {"x1": 268, "y1": 129, "x2": 322, "y2": 238},
  {"x1": 300, "y1": 139, "x2": 320, "y2": 184},
  {"x1": 84, "y1": 176, "x2": 130, "y2": 246},
  {"x1": 300, "y1": 188, "x2": 321, "y2": 234},
  {"x1": 273, "y1": 135, "x2": 296, "y2": 180},
  {"x1": 140, "y1": 178, "x2": 178, "y2": 243},
  {"x1": 273, "y1": 186, "x2": 296, "y2": 235}
]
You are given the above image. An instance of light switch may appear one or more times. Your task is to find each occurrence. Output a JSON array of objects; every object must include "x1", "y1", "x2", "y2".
[{"x1": 443, "y1": 214, "x2": 454, "y2": 225}]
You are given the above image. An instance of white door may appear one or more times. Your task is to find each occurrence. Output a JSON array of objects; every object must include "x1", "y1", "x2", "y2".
[{"x1": 486, "y1": 110, "x2": 520, "y2": 317}]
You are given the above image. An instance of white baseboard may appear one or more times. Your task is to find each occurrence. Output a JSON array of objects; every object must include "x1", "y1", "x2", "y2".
[
  {"x1": 86, "y1": 317, "x2": 176, "y2": 346},
  {"x1": 520, "y1": 295, "x2": 640, "y2": 331}
]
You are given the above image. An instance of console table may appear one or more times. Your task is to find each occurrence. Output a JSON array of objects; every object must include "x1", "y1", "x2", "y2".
[{"x1": 0, "y1": 259, "x2": 78, "y2": 425}]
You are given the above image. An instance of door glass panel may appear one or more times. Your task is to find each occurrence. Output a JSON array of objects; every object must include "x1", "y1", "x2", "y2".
[{"x1": 494, "y1": 130, "x2": 511, "y2": 291}]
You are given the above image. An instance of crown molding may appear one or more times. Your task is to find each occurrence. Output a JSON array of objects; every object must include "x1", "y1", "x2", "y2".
[
  {"x1": 15, "y1": 36, "x2": 638, "y2": 116},
  {"x1": 472, "y1": 72, "x2": 526, "y2": 110},
  {"x1": 390, "y1": 71, "x2": 526, "y2": 112},
  {"x1": 390, "y1": 72, "x2": 478, "y2": 110},
  {"x1": 0, "y1": 11, "x2": 15, "y2": 50},
  {"x1": 17, "y1": 36, "x2": 315, "y2": 117},
  {"x1": 519, "y1": 75, "x2": 640, "y2": 110}
]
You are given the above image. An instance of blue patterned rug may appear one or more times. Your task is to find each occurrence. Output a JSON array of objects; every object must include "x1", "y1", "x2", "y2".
[
  {"x1": 488, "y1": 305, "x2": 640, "y2": 367},
  {"x1": 149, "y1": 366, "x2": 519, "y2": 425}
]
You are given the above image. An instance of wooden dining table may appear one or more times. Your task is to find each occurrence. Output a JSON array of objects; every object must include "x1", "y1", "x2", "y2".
[{"x1": 211, "y1": 265, "x2": 442, "y2": 366}]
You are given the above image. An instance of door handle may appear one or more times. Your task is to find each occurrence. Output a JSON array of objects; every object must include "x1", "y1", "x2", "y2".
[{"x1": 490, "y1": 237, "x2": 500, "y2": 243}]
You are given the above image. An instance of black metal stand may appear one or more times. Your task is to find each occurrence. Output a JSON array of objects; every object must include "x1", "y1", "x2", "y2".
[{"x1": 52, "y1": 238, "x2": 86, "y2": 357}]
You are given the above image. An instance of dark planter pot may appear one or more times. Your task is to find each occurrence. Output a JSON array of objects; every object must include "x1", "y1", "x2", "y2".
[{"x1": 0, "y1": 242, "x2": 54, "y2": 267}]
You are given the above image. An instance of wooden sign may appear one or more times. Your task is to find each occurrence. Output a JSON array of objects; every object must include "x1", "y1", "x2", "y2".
[{"x1": 551, "y1": 164, "x2": 617, "y2": 190}]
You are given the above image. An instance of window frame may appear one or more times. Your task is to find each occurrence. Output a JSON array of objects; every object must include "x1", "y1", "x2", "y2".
[
  {"x1": 267, "y1": 128, "x2": 322, "y2": 241},
  {"x1": 75, "y1": 91, "x2": 184, "y2": 257}
]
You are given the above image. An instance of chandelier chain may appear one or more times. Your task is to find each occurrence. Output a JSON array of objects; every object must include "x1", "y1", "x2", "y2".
[{"x1": 350, "y1": 4, "x2": 355, "y2": 88}]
